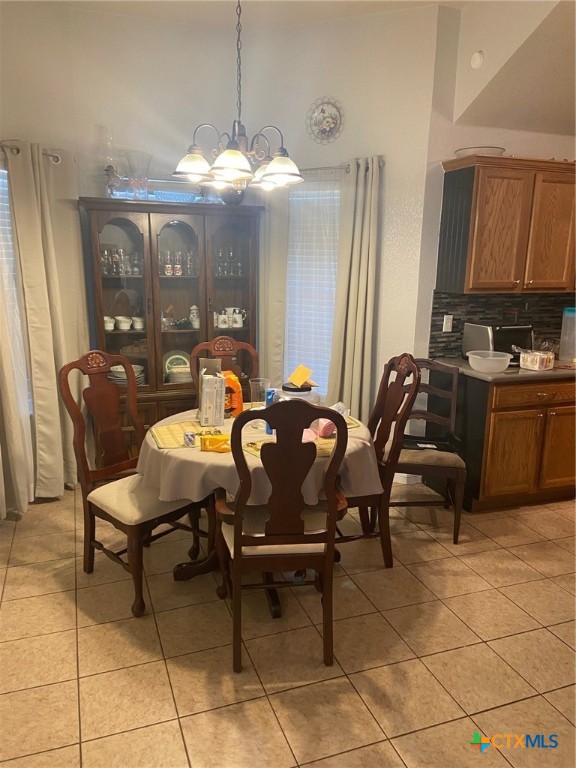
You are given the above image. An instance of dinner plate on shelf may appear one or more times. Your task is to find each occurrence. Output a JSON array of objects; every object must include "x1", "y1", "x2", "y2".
[{"x1": 163, "y1": 350, "x2": 190, "y2": 376}]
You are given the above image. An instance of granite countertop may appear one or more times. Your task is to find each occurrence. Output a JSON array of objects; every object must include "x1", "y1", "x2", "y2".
[{"x1": 434, "y1": 357, "x2": 576, "y2": 383}]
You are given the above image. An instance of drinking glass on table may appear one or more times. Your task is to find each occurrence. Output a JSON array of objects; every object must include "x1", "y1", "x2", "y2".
[{"x1": 249, "y1": 377, "x2": 270, "y2": 430}]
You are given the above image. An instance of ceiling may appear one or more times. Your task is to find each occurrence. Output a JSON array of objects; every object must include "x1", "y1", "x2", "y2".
[
  {"x1": 62, "y1": 1, "x2": 465, "y2": 30},
  {"x1": 62, "y1": 0, "x2": 574, "y2": 136},
  {"x1": 458, "y1": 1, "x2": 575, "y2": 136}
]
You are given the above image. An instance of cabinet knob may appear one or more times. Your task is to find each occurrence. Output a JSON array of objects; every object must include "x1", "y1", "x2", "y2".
[
  {"x1": 524, "y1": 280, "x2": 534, "y2": 287},
  {"x1": 538, "y1": 412, "x2": 544, "y2": 418},
  {"x1": 537, "y1": 392, "x2": 553, "y2": 399},
  {"x1": 549, "y1": 411, "x2": 556, "y2": 416},
  {"x1": 514, "y1": 279, "x2": 521, "y2": 284}
]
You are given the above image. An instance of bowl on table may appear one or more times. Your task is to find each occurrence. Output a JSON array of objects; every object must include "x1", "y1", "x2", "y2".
[{"x1": 467, "y1": 350, "x2": 512, "y2": 373}]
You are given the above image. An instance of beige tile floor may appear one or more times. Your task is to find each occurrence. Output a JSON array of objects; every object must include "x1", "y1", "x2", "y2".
[{"x1": 0, "y1": 486, "x2": 574, "y2": 767}]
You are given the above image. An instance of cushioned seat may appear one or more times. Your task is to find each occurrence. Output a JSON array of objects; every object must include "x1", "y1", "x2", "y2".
[
  {"x1": 397, "y1": 447, "x2": 465, "y2": 468},
  {"x1": 88, "y1": 474, "x2": 192, "y2": 525}
]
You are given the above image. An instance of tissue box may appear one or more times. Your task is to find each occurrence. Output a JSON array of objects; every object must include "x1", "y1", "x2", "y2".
[
  {"x1": 198, "y1": 371, "x2": 225, "y2": 426},
  {"x1": 520, "y1": 351, "x2": 555, "y2": 371}
]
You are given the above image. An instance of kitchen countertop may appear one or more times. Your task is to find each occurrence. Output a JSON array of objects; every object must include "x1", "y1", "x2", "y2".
[{"x1": 434, "y1": 357, "x2": 576, "y2": 383}]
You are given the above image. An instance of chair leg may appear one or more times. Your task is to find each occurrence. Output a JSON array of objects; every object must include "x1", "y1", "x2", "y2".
[
  {"x1": 126, "y1": 527, "x2": 146, "y2": 618},
  {"x1": 215, "y1": 527, "x2": 230, "y2": 599},
  {"x1": 321, "y1": 564, "x2": 334, "y2": 666},
  {"x1": 232, "y1": 564, "x2": 242, "y2": 673},
  {"x1": 187, "y1": 503, "x2": 201, "y2": 561},
  {"x1": 83, "y1": 504, "x2": 96, "y2": 574},
  {"x1": 453, "y1": 471, "x2": 465, "y2": 544},
  {"x1": 376, "y1": 497, "x2": 394, "y2": 568},
  {"x1": 358, "y1": 506, "x2": 374, "y2": 534}
]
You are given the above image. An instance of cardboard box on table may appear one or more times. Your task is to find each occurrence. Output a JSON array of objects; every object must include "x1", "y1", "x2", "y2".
[{"x1": 198, "y1": 358, "x2": 225, "y2": 426}]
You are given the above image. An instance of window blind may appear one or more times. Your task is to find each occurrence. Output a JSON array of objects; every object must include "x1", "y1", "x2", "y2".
[{"x1": 284, "y1": 175, "x2": 341, "y2": 396}]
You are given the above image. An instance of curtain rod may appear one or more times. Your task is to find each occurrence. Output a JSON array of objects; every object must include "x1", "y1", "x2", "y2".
[
  {"x1": 0, "y1": 141, "x2": 62, "y2": 164},
  {"x1": 301, "y1": 164, "x2": 350, "y2": 173}
]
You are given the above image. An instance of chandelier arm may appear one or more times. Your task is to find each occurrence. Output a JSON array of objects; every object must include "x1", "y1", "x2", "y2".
[
  {"x1": 249, "y1": 132, "x2": 271, "y2": 162},
  {"x1": 253, "y1": 125, "x2": 286, "y2": 151}
]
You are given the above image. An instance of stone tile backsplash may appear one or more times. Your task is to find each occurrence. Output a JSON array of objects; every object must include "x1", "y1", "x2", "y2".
[{"x1": 428, "y1": 291, "x2": 576, "y2": 359}]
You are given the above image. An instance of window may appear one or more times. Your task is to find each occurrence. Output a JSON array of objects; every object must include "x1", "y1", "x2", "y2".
[
  {"x1": 0, "y1": 168, "x2": 32, "y2": 412},
  {"x1": 284, "y1": 172, "x2": 341, "y2": 396}
]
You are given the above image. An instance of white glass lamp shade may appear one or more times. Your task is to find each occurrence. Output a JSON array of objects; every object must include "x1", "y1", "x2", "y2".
[
  {"x1": 249, "y1": 162, "x2": 276, "y2": 191},
  {"x1": 260, "y1": 155, "x2": 303, "y2": 186},
  {"x1": 211, "y1": 148, "x2": 254, "y2": 182},
  {"x1": 200, "y1": 178, "x2": 233, "y2": 191},
  {"x1": 173, "y1": 149, "x2": 211, "y2": 183}
]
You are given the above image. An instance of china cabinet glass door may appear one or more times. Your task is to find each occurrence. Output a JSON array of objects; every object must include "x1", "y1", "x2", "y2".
[
  {"x1": 206, "y1": 216, "x2": 255, "y2": 344},
  {"x1": 92, "y1": 211, "x2": 153, "y2": 390},
  {"x1": 150, "y1": 214, "x2": 205, "y2": 391}
]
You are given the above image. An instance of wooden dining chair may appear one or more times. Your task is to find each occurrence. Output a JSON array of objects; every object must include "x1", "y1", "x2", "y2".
[
  {"x1": 190, "y1": 336, "x2": 258, "y2": 402},
  {"x1": 338, "y1": 352, "x2": 421, "y2": 567},
  {"x1": 214, "y1": 399, "x2": 348, "y2": 672},
  {"x1": 59, "y1": 350, "x2": 196, "y2": 617},
  {"x1": 394, "y1": 358, "x2": 466, "y2": 543}
]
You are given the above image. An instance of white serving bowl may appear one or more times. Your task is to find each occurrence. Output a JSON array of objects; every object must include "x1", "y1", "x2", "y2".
[{"x1": 467, "y1": 350, "x2": 512, "y2": 373}]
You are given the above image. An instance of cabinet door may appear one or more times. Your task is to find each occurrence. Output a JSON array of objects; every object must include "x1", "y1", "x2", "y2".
[
  {"x1": 150, "y1": 214, "x2": 205, "y2": 392},
  {"x1": 466, "y1": 168, "x2": 534, "y2": 292},
  {"x1": 539, "y1": 405, "x2": 576, "y2": 489},
  {"x1": 483, "y1": 409, "x2": 544, "y2": 497},
  {"x1": 90, "y1": 210, "x2": 154, "y2": 390},
  {"x1": 205, "y1": 214, "x2": 257, "y2": 345},
  {"x1": 524, "y1": 172, "x2": 575, "y2": 291}
]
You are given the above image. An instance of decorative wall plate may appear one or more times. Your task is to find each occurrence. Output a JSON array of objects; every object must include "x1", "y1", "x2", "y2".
[{"x1": 306, "y1": 97, "x2": 344, "y2": 144}]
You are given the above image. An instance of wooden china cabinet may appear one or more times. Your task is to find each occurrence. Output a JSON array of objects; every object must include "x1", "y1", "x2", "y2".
[{"x1": 79, "y1": 198, "x2": 262, "y2": 425}]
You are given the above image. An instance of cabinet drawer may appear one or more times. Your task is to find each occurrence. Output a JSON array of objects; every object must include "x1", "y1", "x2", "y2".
[{"x1": 492, "y1": 380, "x2": 576, "y2": 409}]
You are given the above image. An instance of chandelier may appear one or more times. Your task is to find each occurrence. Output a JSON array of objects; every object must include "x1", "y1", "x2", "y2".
[{"x1": 173, "y1": 0, "x2": 303, "y2": 192}]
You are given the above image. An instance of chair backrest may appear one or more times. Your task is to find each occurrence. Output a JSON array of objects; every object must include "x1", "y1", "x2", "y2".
[
  {"x1": 407, "y1": 358, "x2": 459, "y2": 433},
  {"x1": 58, "y1": 350, "x2": 145, "y2": 496},
  {"x1": 229, "y1": 400, "x2": 348, "y2": 552},
  {"x1": 190, "y1": 336, "x2": 259, "y2": 396},
  {"x1": 401, "y1": 359, "x2": 459, "y2": 449},
  {"x1": 367, "y1": 353, "x2": 421, "y2": 472}
]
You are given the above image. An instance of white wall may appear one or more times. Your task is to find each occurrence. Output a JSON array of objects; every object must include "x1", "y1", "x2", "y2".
[
  {"x1": 0, "y1": 1, "x2": 440, "y2": 385},
  {"x1": 1, "y1": 1, "x2": 573, "y2": 396}
]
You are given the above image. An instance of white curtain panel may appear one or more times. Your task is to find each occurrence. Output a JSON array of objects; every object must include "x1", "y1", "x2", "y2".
[
  {"x1": 0, "y1": 220, "x2": 34, "y2": 518},
  {"x1": 327, "y1": 157, "x2": 383, "y2": 422},
  {"x1": 251, "y1": 188, "x2": 291, "y2": 389},
  {"x1": 3, "y1": 141, "x2": 88, "y2": 503}
]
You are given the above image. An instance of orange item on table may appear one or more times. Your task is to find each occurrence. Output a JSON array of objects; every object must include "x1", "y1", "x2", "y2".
[
  {"x1": 200, "y1": 435, "x2": 231, "y2": 452},
  {"x1": 222, "y1": 370, "x2": 243, "y2": 417}
]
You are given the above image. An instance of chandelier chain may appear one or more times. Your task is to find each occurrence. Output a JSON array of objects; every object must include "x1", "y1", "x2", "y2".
[{"x1": 236, "y1": 0, "x2": 242, "y2": 122}]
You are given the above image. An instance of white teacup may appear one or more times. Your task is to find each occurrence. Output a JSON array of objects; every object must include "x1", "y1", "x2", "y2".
[
  {"x1": 115, "y1": 316, "x2": 132, "y2": 330},
  {"x1": 131, "y1": 317, "x2": 145, "y2": 330}
]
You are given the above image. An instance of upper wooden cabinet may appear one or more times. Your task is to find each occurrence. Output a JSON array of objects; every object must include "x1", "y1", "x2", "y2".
[
  {"x1": 78, "y1": 198, "x2": 262, "y2": 415},
  {"x1": 436, "y1": 156, "x2": 575, "y2": 294}
]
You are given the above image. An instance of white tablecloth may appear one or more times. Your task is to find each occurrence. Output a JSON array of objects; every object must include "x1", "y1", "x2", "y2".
[{"x1": 137, "y1": 409, "x2": 383, "y2": 506}]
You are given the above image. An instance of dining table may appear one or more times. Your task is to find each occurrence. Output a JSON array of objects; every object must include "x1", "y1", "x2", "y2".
[{"x1": 136, "y1": 407, "x2": 384, "y2": 587}]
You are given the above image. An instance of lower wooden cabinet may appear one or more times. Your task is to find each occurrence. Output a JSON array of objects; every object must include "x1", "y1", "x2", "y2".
[
  {"x1": 484, "y1": 409, "x2": 544, "y2": 497},
  {"x1": 540, "y1": 405, "x2": 576, "y2": 489},
  {"x1": 455, "y1": 375, "x2": 575, "y2": 511}
]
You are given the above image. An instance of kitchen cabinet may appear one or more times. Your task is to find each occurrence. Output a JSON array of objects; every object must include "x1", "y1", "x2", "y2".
[
  {"x1": 456, "y1": 375, "x2": 575, "y2": 511},
  {"x1": 79, "y1": 198, "x2": 262, "y2": 415},
  {"x1": 436, "y1": 156, "x2": 575, "y2": 294}
]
